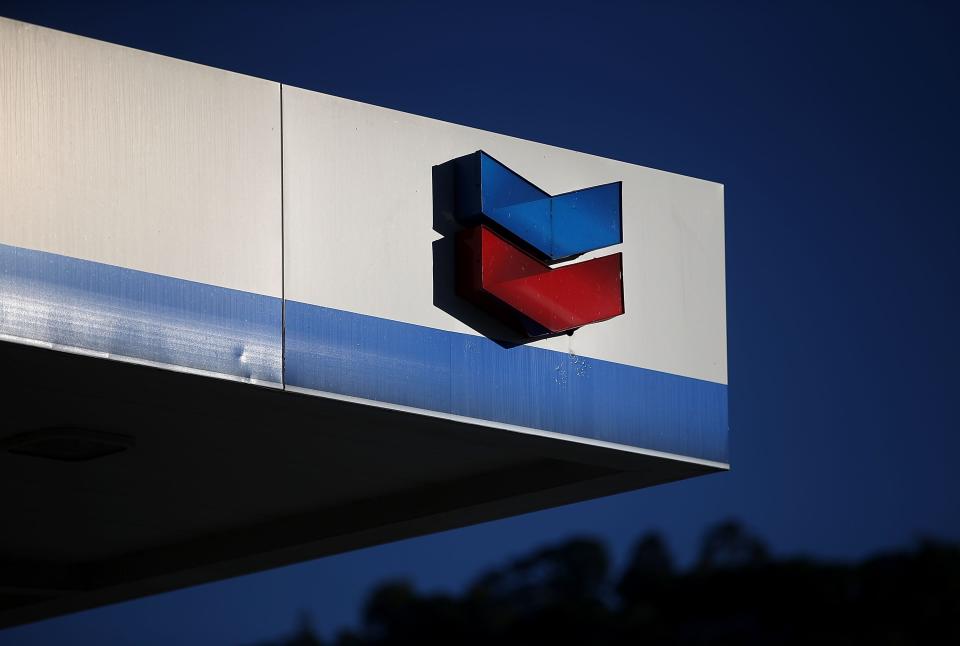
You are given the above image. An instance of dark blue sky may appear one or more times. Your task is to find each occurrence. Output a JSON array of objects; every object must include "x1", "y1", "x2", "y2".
[{"x1": 1, "y1": 1, "x2": 958, "y2": 643}]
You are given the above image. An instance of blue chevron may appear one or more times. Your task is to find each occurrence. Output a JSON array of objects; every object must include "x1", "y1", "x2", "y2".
[{"x1": 450, "y1": 151, "x2": 622, "y2": 260}]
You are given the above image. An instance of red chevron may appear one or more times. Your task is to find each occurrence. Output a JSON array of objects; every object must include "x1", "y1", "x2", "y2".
[{"x1": 456, "y1": 225, "x2": 624, "y2": 335}]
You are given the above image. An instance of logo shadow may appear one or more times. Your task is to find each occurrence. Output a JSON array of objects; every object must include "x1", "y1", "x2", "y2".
[{"x1": 431, "y1": 161, "x2": 566, "y2": 349}]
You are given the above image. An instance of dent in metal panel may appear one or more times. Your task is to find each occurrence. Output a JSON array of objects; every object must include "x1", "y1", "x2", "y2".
[
  {"x1": 284, "y1": 302, "x2": 727, "y2": 463},
  {"x1": 0, "y1": 244, "x2": 282, "y2": 385}
]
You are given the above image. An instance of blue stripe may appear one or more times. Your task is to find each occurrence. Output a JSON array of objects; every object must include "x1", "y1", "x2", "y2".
[
  {"x1": 285, "y1": 302, "x2": 728, "y2": 463},
  {"x1": 0, "y1": 243, "x2": 282, "y2": 384},
  {"x1": 0, "y1": 243, "x2": 727, "y2": 462}
]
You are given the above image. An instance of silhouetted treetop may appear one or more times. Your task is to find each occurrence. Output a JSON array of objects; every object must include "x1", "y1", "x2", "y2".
[
  {"x1": 254, "y1": 523, "x2": 959, "y2": 646},
  {"x1": 470, "y1": 536, "x2": 609, "y2": 609},
  {"x1": 697, "y1": 519, "x2": 769, "y2": 571},
  {"x1": 617, "y1": 531, "x2": 674, "y2": 604}
]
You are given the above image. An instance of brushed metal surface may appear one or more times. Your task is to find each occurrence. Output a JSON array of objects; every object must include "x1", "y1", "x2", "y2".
[
  {"x1": 285, "y1": 302, "x2": 728, "y2": 462},
  {"x1": 0, "y1": 17, "x2": 282, "y2": 297},
  {"x1": 0, "y1": 242, "x2": 282, "y2": 385},
  {"x1": 281, "y1": 86, "x2": 727, "y2": 384}
]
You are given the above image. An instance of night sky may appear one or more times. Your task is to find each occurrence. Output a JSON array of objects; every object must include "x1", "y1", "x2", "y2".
[{"x1": 1, "y1": 1, "x2": 958, "y2": 644}]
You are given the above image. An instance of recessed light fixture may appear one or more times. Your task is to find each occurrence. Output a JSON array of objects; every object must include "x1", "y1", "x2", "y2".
[{"x1": 1, "y1": 428, "x2": 134, "y2": 462}]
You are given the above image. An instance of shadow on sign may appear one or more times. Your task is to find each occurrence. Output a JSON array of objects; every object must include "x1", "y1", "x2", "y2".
[{"x1": 432, "y1": 160, "x2": 554, "y2": 347}]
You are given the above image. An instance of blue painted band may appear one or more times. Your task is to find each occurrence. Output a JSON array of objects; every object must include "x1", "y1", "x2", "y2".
[
  {"x1": 285, "y1": 302, "x2": 728, "y2": 463},
  {"x1": 0, "y1": 243, "x2": 283, "y2": 384},
  {"x1": 0, "y1": 243, "x2": 727, "y2": 462}
]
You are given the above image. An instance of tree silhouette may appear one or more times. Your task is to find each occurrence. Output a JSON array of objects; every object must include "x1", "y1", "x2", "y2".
[
  {"x1": 255, "y1": 521, "x2": 960, "y2": 645},
  {"x1": 617, "y1": 531, "x2": 674, "y2": 601},
  {"x1": 696, "y1": 519, "x2": 768, "y2": 570},
  {"x1": 249, "y1": 610, "x2": 324, "y2": 646}
]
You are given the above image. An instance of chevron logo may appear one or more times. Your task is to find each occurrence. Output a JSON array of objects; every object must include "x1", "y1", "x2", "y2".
[{"x1": 447, "y1": 151, "x2": 624, "y2": 337}]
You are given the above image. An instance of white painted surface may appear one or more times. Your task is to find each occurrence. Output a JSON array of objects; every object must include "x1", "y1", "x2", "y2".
[
  {"x1": 282, "y1": 87, "x2": 727, "y2": 385},
  {"x1": 0, "y1": 18, "x2": 282, "y2": 297},
  {"x1": 0, "y1": 17, "x2": 726, "y2": 384}
]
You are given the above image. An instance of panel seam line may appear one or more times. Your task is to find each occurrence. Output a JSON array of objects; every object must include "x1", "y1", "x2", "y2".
[{"x1": 280, "y1": 83, "x2": 286, "y2": 389}]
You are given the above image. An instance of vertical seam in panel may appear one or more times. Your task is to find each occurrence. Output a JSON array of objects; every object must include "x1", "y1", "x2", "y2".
[{"x1": 280, "y1": 83, "x2": 286, "y2": 389}]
